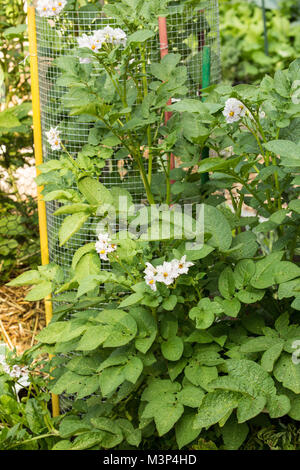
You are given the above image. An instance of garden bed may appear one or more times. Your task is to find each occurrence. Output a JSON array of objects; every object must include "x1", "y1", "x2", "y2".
[{"x1": 0, "y1": 284, "x2": 45, "y2": 354}]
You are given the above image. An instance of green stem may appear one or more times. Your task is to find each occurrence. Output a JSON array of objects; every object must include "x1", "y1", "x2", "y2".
[
  {"x1": 8, "y1": 433, "x2": 58, "y2": 450},
  {"x1": 139, "y1": 45, "x2": 153, "y2": 185}
]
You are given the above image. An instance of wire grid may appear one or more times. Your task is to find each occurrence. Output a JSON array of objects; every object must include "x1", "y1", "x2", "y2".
[
  {"x1": 35, "y1": 3, "x2": 221, "y2": 414},
  {"x1": 35, "y1": 3, "x2": 221, "y2": 277}
]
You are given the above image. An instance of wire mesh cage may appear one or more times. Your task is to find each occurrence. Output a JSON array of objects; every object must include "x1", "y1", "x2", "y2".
[
  {"x1": 35, "y1": 0, "x2": 221, "y2": 273},
  {"x1": 34, "y1": 1, "x2": 221, "y2": 414}
]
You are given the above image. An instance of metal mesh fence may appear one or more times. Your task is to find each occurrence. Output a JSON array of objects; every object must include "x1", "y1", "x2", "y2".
[
  {"x1": 35, "y1": 1, "x2": 221, "y2": 413},
  {"x1": 35, "y1": 2, "x2": 221, "y2": 277}
]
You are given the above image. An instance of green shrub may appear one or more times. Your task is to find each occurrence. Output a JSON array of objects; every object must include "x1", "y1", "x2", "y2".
[{"x1": 9, "y1": 0, "x2": 300, "y2": 450}]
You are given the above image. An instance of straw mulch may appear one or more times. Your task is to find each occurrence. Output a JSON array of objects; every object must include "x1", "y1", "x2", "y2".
[{"x1": 0, "y1": 284, "x2": 46, "y2": 354}]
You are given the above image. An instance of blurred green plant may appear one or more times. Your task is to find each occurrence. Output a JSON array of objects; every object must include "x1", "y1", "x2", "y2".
[
  {"x1": 220, "y1": 0, "x2": 300, "y2": 84},
  {"x1": 0, "y1": 0, "x2": 40, "y2": 280}
]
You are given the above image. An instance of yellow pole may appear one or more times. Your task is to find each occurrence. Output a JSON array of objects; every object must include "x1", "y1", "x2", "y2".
[{"x1": 27, "y1": 5, "x2": 60, "y2": 418}]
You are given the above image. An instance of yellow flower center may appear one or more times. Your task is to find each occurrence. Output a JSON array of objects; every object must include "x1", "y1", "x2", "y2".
[
  {"x1": 149, "y1": 280, "x2": 154, "y2": 285},
  {"x1": 91, "y1": 44, "x2": 96, "y2": 50},
  {"x1": 52, "y1": 7, "x2": 56, "y2": 11},
  {"x1": 100, "y1": 250, "x2": 106, "y2": 254},
  {"x1": 229, "y1": 111, "x2": 235, "y2": 117},
  {"x1": 163, "y1": 272, "x2": 168, "y2": 278},
  {"x1": 179, "y1": 264, "x2": 183, "y2": 269}
]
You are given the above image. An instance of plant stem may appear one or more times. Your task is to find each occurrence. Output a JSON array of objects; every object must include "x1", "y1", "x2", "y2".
[{"x1": 139, "y1": 45, "x2": 153, "y2": 185}]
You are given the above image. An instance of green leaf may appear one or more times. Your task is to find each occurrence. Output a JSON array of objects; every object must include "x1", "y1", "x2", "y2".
[
  {"x1": 59, "y1": 416, "x2": 91, "y2": 439},
  {"x1": 250, "y1": 252, "x2": 284, "y2": 289},
  {"x1": 162, "y1": 295, "x2": 177, "y2": 311},
  {"x1": 115, "y1": 419, "x2": 141, "y2": 447},
  {"x1": 273, "y1": 353, "x2": 300, "y2": 394},
  {"x1": 76, "y1": 325, "x2": 111, "y2": 351},
  {"x1": 91, "y1": 418, "x2": 123, "y2": 449},
  {"x1": 142, "y1": 401, "x2": 184, "y2": 436},
  {"x1": 75, "y1": 252, "x2": 101, "y2": 283},
  {"x1": 240, "y1": 337, "x2": 283, "y2": 353},
  {"x1": 233, "y1": 259, "x2": 255, "y2": 290},
  {"x1": 175, "y1": 413, "x2": 200, "y2": 449},
  {"x1": 177, "y1": 386, "x2": 205, "y2": 408},
  {"x1": 70, "y1": 431, "x2": 104, "y2": 450},
  {"x1": 25, "y1": 399, "x2": 45, "y2": 435},
  {"x1": 0, "y1": 109, "x2": 21, "y2": 129},
  {"x1": 267, "y1": 395, "x2": 291, "y2": 419},
  {"x1": 59, "y1": 212, "x2": 90, "y2": 247},
  {"x1": 236, "y1": 287, "x2": 265, "y2": 304},
  {"x1": 37, "y1": 320, "x2": 87, "y2": 344},
  {"x1": 54, "y1": 203, "x2": 93, "y2": 216},
  {"x1": 221, "y1": 416, "x2": 249, "y2": 450},
  {"x1": 130, "y1": 307, "x2": 157, "y2": 354},
  {"x1": 161, "y1": 336, "x2": 184, "y2": 361},
  {"x1": 289, "y1": 199, "x2": 300, "y2": 214},
  {"x1": 77, "y1": 176, "x2": 113, "y2": 206},
  {"x1": 185, "y1": 244, "x2": 214, "y2": 261},
  {"x1": 123, "y1": 356, "x2": 143, "y2": 384},
  {"x1": 185, "y1": 364, "x2": 218, "y2": 390},
  {"x1": 237, "y1": 396, "x2": 266, "y2": 423},
  {"x1": 203, "y1": 205, "x2": 232, "y2": 251},
  {"x1": 99, "y1": 366, "x2": 125, "y2": 396},
  {"x1": 194, "y1": 390, "x2": 240, "y2": 429},
  {"x1": 218, "y1": 266, "x2": 235, "y2": 299},
  {"x1": 261, "y1": 342, "x2": 285, "y2": 372},
  {"x1": 7, "y1": 270, "x2": 42, "y2": 287},
  {"x1": 118, "y1": 292, "x2": 144, "y2": 308},
  {"x1": 264, "y1": 140, "x2": 300, "y2": 158},
  {"x1": 229, "y1": 232, "x2": 258, "y2": 260},
  {"x1": 274, "y1": 70, "x2": 290, "y2": 97},
  {"x1": 25, "y1": 281, "x2": 52, "y2": 301},
  {"x1": 189, "y1": 307, "x2": 215, "y2": 330},
  {"x1": 128, "y1": 29, "x2": 156, "y2": 44}
]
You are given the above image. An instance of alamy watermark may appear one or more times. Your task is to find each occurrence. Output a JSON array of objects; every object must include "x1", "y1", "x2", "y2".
[
  {"x1": 292, "y1": 340, "x2": 300, "y2": 365},
  {"x1": 95, "y1": 198, "x2": 205, "y2": 250},
  {"x1": 291, "y1": 80, "x2": 300, "y2": 105}
]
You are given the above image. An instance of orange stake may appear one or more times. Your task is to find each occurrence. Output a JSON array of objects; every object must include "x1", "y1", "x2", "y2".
[{"x1": 158, "y1": 16, "x2": 175, "y2": 172}]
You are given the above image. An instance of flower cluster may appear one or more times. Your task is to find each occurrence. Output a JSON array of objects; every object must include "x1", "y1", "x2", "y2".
[
  {"x1": 36, "y1": 0, "x2": 67, "y2": 17},
  {"x1": 144, "y1": 256, "x2": 194, "y2": 292},
  {"x1": 46, "y1": 127, "x2": 61, "y2": 151},
  {"x1": 77, "y1": 26, "x2": 127, "y2": 54},
  {"x1": 0, "y1": 352, "x2": 30, "y2": 393},
  {"x1": 223, "y1": 98, "x2": 247, "y2": 123},
  {"x1": 95, "y1": 232, "x2": 117, "y2": 261}
]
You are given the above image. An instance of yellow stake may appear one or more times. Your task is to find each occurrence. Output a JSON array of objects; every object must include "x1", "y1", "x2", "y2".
[{"x1": 27, "y1": 6, "x2": 60, "y2": 418}]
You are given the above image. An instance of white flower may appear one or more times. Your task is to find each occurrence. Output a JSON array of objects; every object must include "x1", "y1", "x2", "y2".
[
  {"x1": 171, "y1": 256, "x2": 194, "y2": 276},
  {"x1": 156, "y1": 261, "x2": 177, "y2": 286},
  {"x1": 45, "y1": 127, "x2": 61, "y2": 151},
  {"x1": 0, "y1": 351, "x2": 30, "y2": 394},
  {"x1": 101, "y1": 26, "x2": 115, "y2": 44},
  {"x1": 36, "y1": 0, "x2": 67, "y2": 17},
  {"x1": 77, "y1": 33, "x2": 102, "y2": 53},
  {"x1": 145, "y1": 274, "x2": 157, "y2": 292},
  {"x1": 110, "y1": 28, "x2": 127, "y2": 47},
  {"x1": 259, "y1": 109, "x2": 266, "y2": 119},
  {"x1": 223, "y1": 98, "x2": 247, "y2": 124},
  {"x1": 144, "y1": 262, "x2": 157, "y2": 277},
  {"x1": 95, "y1": 233, "x2": 117, "y2": 260}
]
